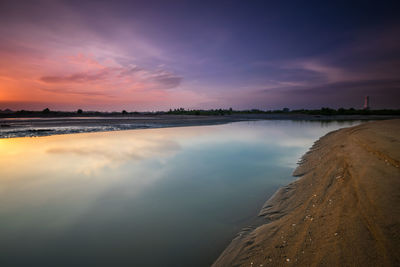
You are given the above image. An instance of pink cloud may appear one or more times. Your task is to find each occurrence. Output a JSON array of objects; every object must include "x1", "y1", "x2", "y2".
[
  {"x1": 39, "y1": 62, "x2": 182, "y2": 91},
  {"x1": 281, "y1": 60, "x2": 349, "y2": 83},
  {"x1": 40, "y1": 69, "x2": 112, "y2": 83}
]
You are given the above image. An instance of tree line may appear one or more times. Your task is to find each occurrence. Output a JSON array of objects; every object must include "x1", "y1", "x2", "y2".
[{"x1": 0, "y1": 107, "x2": 399, "y2": 117}]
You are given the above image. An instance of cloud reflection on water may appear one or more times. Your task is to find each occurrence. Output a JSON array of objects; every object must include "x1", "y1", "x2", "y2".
[{"x1": 0, "y1": 120, "x2": 362, "y2": 266}]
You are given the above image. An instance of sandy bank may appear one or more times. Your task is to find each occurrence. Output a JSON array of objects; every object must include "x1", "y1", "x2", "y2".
[{"x1": 213, "y1": 119, "x2": 400, "y2": 266}]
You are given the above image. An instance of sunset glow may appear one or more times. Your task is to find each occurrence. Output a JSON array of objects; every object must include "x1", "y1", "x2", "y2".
[{"x1": 0, "y1": 1, "x2": 399, "y2": 111}]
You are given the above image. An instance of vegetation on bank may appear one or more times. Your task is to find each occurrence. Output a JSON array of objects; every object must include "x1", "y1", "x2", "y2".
[
  {"x1": 0, "y1": 107, "x2": 399, "y2": 118},
  {"x1": 165, "y1": 107, "x2": 400, "y2": 116}
]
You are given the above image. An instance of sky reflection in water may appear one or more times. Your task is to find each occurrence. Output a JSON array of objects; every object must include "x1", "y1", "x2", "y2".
[{"x1": 0, "y1": 120, "x2": 361, "y2": 266}]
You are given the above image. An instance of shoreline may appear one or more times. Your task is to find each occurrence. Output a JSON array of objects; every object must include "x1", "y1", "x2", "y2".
[
  {"x1": 213, "y1": 119, "x2": 400, "y2": 266},
  {"x1": 1, "y1": 114, "x2": 398, "y2": 139}
]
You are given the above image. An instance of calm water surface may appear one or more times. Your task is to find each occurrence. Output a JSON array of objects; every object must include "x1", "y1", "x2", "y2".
[{"x1": 0, "y1": 120, "x2": 361, "y2": 266}]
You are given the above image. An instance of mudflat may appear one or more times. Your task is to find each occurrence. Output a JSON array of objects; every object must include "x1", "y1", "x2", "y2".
[
  {"x1": 1, "y1": 114, "x2": 399, "y2": 138},
  {"x1": 213, "y1": 119, "x2": 400, "y2": 266}
]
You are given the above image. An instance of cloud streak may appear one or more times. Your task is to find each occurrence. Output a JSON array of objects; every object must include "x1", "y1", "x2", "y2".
[
  {"x1": 40, "y1": 61, "x2": 182, "y2": 89},
  {"x1": 41, "y1": 69, "x2": 112, "y2": 83}
]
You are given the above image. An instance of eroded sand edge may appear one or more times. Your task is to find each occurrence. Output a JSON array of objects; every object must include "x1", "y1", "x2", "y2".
[{"x1": 213, "y1": 119, "x2": 400, "y2": 267}]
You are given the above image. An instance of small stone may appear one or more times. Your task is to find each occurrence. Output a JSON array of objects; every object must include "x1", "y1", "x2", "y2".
[
  {"x1": 334, "y1": 232, "x2": 338, "y2": 236},
  {"x1": 286, "y1": 258, "x2": 290, "y2": 262}
]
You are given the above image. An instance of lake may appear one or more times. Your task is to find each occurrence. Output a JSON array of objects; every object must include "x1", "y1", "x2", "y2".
[{"x1": 0, "y1": 120, "x2": 361, "y2": 266}]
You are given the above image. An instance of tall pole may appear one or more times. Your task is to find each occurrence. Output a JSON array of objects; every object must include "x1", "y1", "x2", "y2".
[{"x1": 364, "y1": 96, "x2": 370, "y2": 110}]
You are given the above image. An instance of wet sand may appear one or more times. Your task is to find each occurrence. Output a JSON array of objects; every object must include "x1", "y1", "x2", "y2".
[
  {"x1": 1, "y1": 113, "x2": 398, "y2": 138},
  {"x1": 213, "y1": 119, "x2": 400, "y2": 266}
]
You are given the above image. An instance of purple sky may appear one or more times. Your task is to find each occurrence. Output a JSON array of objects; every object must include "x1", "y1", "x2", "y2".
[{"x1": 0, "y1": 0, "x2": 399, "y2": 111}]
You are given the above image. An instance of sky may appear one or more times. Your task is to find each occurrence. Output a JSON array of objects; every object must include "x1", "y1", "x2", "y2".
[{"x1": 0, "y1": 0, "x2": 399, "y2": 111}]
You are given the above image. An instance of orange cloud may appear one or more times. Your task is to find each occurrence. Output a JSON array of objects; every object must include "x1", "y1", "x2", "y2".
[{"x1": 0, "y1": 50, "x2": 199, "y2": 111}]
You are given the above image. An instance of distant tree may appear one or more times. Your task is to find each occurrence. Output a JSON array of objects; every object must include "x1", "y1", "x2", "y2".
[
  {"x1": 320, "y1": 107, "x2": 335, "y2": 115},
  {"x1": 77, "y1": 109, "x2": 83, "y2": 114},
  {"x1": 282, "y1": 107, "x2": 290, "y2": 113},
  {"x1": 122, "y1": 110, "x2": 128, "y2": 114},
  {"x1": 42, "y1": 108, "x2": 50, "y2": 113}
]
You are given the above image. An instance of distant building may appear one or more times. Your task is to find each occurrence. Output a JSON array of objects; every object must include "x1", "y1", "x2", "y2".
[{"x1": 364, "y1": 96, "x2": 370, "y2": 110}]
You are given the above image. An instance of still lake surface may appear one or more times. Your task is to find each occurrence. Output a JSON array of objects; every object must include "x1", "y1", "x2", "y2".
[{"x1": 0, "y1": 120, "x2": 361, "y2": 266}]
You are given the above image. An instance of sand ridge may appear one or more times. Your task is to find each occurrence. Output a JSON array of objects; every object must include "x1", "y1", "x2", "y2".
[{"x1": 213, "y1": 119, "x2": 400, "y2": 266}]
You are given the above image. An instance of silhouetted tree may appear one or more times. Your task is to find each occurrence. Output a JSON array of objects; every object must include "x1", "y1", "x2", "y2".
[
  {"x1": 42, "y1": 108, "x2": 50, "y2": 113},
  {"x1": 77, "y1": 109, "x2": 83, "y2": 114},
  {"x1": 122, "y1": 110, "x2": 128, "y2": 114}
]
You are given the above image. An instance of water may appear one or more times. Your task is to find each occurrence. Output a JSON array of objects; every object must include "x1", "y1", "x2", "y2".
[{"x1": 0, "y1": 120, "x2": 361, "y2": 266}]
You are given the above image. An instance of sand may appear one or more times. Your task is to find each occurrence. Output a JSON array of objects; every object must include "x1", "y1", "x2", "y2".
[{"x1": 213, "y1": 119, "x2": 400, "y2": 266}]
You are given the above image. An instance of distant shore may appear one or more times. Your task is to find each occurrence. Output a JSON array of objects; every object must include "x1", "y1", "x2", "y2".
[
  {"x1": 1, "y1": 114, "x2": 399, "y2": 138},
  {"x1": 213, "y1": 119, "x2": 400, "y2": 266}
]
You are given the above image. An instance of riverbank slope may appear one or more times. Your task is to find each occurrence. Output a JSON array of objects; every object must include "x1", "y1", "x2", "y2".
[{"x1": 213, "y1": 119, "x2": 400, "y2": 266}]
